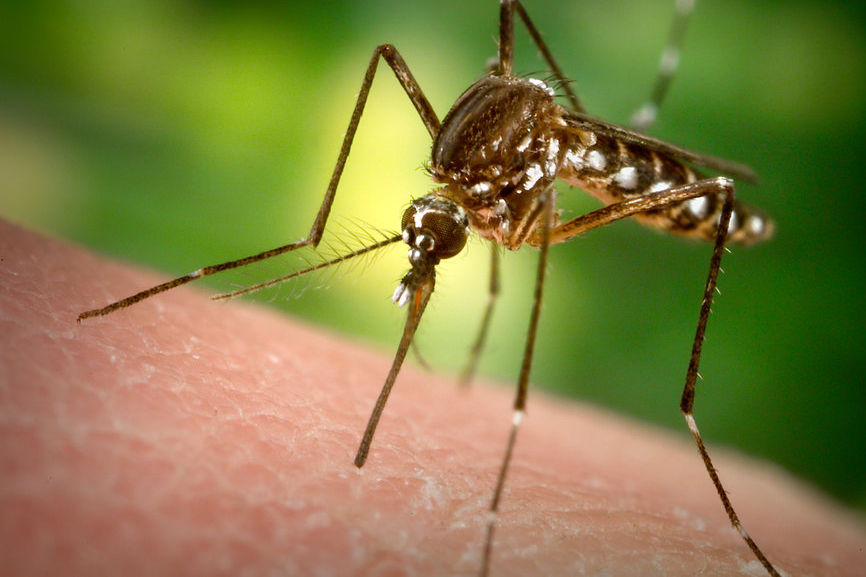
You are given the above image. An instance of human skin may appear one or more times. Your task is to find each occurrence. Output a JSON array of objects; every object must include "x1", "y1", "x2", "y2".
[{"x1": 1, "y1": 218, "x2": 864, "y2": 577}]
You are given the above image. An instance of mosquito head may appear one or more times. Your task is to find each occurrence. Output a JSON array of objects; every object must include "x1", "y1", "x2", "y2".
[
  {"x1": 392, "y1": 195, "x2": 469, "y2": 307},
  {"x1": 401, "y1": 195, "x2": 470, "y2": 263}
]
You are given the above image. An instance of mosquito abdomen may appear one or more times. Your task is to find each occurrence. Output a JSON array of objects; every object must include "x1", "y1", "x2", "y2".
[{"x1": 558, "y1": 128, "x2": 773, "y2": 245}]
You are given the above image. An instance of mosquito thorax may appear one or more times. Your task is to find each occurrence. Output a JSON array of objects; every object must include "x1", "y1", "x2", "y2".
[
  {"x1": 430, "y1": 75, "x2": 559, "y2": 185},
  {"x1": 430, "y1": 75, "x2": 565, "y2": 249}
]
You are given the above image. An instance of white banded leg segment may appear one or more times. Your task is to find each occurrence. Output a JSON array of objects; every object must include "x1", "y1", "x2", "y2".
[
  {"x1": 629, "y1": 0, "x2": 698, "y2": 131},
  {"x1": 682, "y1": 413, "x2": 782, "y2": 576},
  {"x1": 481, "y1": 408, "x2": 526, "y2": 577},
  {"x1": 512, "y1": 408, "x2": 525, "y2": 427}
]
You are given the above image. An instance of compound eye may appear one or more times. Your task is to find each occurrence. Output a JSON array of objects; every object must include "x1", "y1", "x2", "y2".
[
  {"x1": 400, "y1": 205, "x2": 416, "y2": 233},
  {"x1": 422, "y1": 211, "x2": 467, "y2": 259}
]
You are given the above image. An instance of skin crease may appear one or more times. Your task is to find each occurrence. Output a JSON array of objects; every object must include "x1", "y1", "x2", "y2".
[{"x1": 1, "y1": 218, "x2": 865, "y2": 577}]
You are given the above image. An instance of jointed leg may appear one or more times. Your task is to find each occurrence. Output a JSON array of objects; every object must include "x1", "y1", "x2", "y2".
[
  {"x1": 481, "y1": 180, "x2": 726, "y2": 575},
  {"x1": 481, "y1": 189, "x2": 556, "y2": 577},
  {"x1": 79, "y1": 45, "x2": 438, "y2": 321},
  {"x1": 498, "y1": 0, "x2": 584, "y2": 112},
  {"x1": 679, "y1": 191, "x2": 782, "y2": 576},
  {"x1": 484, "y1": 178, "x2": 781, "y2": 576},
  {"x1": 630, "y1": 0, "x2": 698, "y2": 131},
  {"x1": 459, "y1": 244, "x2": 500, "y2": 387},
  {"x1": 543, "y1": 176, "x2": 733, "y2": 245}
]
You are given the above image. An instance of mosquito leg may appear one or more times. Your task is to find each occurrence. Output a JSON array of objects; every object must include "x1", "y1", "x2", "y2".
[
  {"x1": 538, "y1": 179, "x2": 781, "y2": 575},
  {"x1": 630, "y1": 0, "x2": 698, "y2": 131},
  {"x1": 495, "y1": 1, "x2": 584, "y2": 112},
  {"x1": 497, "y1": 0, "x2": 515, "y2": 77},
  {"x1": 680, "y1": 192, "x2": 782, "y2": 576},
  {"x1": 541, "y1": 176, "x2": 733, "y2": 245},
  {"x1": 481, "y1": 190, "x2": 555, "y2": 577},
  {"x1": 79, "y1": 44, "x2": 439, "y2": 321},
  {"x1": 513, "y1": 1, "x2": 584, "y2": 112},
  {"x1": 459, "y1": 243, "x2": 500, "y2": 387}
]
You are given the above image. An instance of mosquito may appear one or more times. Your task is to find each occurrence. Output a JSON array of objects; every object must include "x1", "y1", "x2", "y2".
[{"x1": 79, "y1": 0, "x2": 780, "y2": 574}]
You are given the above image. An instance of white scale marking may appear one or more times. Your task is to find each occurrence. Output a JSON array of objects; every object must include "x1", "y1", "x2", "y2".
[
  {"x1": 523, "y1": 163, "x2": 544, "y2": 190},
  {"x1": 471, "y1": 181, "x2": 492, "y2": 196},
  {"x1": 512, "y1": 409, "x2": 524, "y2": 427},
  {"x1": 631, "y1": 102, "x2": 658, "y2": 129},
  {"x1": 527, "y1": 77, "x2": 555, "y2": 96},
  {"x1": 685, "y1": 413, "x2": 700, "y2": 436},
  {"x1": 545, "y1": 138, "x2": 560, "y2": 175},
  {"x1": 565, "y1": 148, "x2": 583, "y2": 170},
  {"x1": 745, "y1": 214, "x2": 765, "y2": 237},
  {"x1": 685, "y1": 196, "x2": 709, "y2": 219},
  {"x1": 727, "y1": 211, "x2": 739, "y2": 233},
  {"x1": 649, "y1": 180, "x2": 672, "y2": 194},
  {"x1": 714, "y1": 208, "x2": 740, "y2": 233},
  {"x1": 392, "y1": 283, "x2": 410, "y2": 307},
  {"x1": 660, "y1": 46, "x2": 681, "y2": 75},
  {"x1": 587, "y1": 149, "x2": 607, "y2": 171},
  {"x1": 677, "y1": 0, "x2": 696, "y2": 13},
  {"x1": 613, "y1": 166, "x2": 639, "y2": 190}
]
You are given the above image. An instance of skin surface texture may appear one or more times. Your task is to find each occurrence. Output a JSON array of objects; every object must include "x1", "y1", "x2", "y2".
[{"x1": 1, "y1": 218, "x2": 864, "y2": 576}]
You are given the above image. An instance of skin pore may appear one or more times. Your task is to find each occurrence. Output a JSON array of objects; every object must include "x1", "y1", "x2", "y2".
[{"x1": 2, "y1": 219, "x2": 864, "y2": 576}]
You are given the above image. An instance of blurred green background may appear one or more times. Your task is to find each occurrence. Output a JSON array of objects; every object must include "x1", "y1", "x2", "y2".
[{"x1": 2, "y1": 0, "x2": 864, "y2": 513}]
